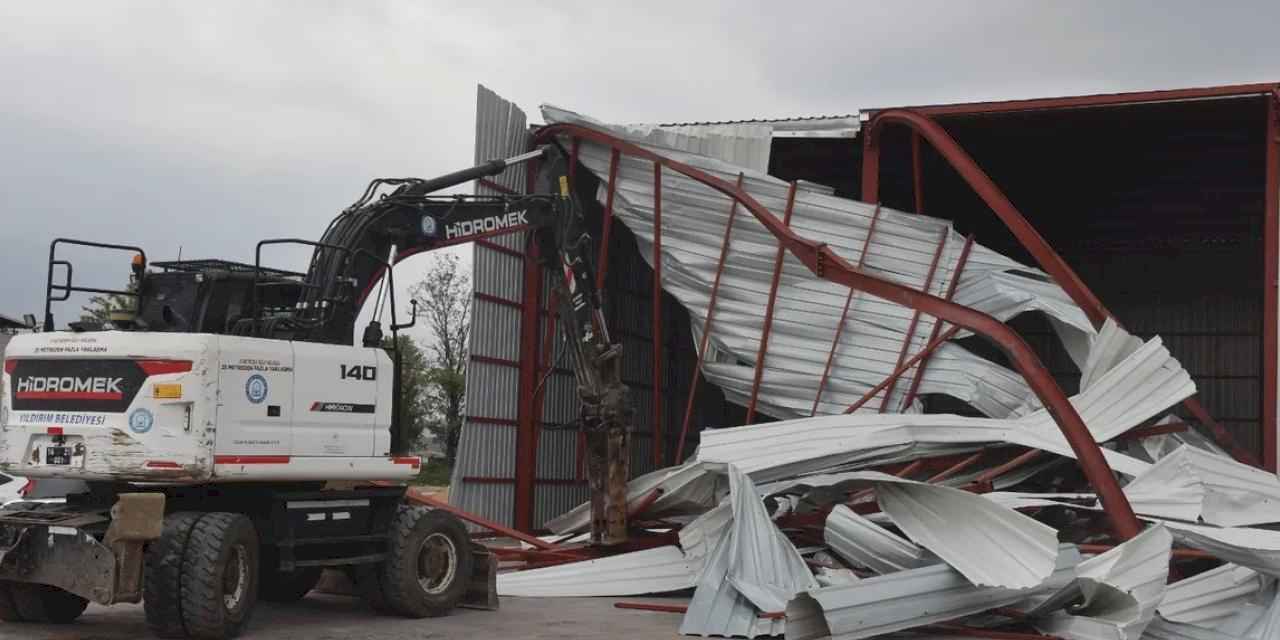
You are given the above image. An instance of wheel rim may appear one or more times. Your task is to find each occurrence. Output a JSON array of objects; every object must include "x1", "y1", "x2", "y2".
[
  {"x1": 223, "y1": 544, "x2": 249, "y2": 612},
  {"x1": 416, "y1": 533, "x2": 458, "y2": 595}
]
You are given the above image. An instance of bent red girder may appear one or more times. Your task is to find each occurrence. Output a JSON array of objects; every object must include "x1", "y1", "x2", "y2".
[
  {"x1": 532, "y1": 121, "x2": 1142, "y2": 539},
  {"x1": 862, "y1": 108, "x2": 1258, "y2": 469}
]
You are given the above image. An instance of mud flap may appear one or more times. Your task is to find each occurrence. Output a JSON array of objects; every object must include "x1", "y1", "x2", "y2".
[{"x1": 459, "y1": 543, "x2": 498, "y2": 611}]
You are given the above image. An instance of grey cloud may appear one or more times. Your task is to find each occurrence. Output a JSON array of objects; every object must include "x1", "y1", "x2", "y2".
[{"x1": 1, "y1": 0, "x2": 1278, "y2": 319}]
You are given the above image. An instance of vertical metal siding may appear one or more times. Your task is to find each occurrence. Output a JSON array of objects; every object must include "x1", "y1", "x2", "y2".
[{"x1": 450, "y1": 85, "x2": 530, "y2": 528}]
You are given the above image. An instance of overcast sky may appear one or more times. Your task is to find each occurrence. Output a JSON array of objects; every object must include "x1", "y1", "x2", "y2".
[{"x1": 1, "y1": 1, "x2": 1277, "y2": 333}]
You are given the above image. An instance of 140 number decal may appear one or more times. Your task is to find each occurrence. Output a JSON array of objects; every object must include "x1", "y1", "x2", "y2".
[{"x1": 340, "y1": 364, "x2": 377, "y2": 381}]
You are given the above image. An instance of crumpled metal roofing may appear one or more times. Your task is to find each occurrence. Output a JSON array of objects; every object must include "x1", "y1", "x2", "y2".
[
  {"x1": 691, "y1": 332, "x2": 1192, "y2": 484},
  {"x1": 678, "y1": 500, "x2": 733, "y2": 577},
  {"x1": 1163, "y1": 522, "x2": 1280, "y2": 579},
  {"x1": 495, "y1": 545, "x2": 695, "y2": 597},
  {"x1": 542, "y1": 104, "x2": 1099, "y2": 420},
  {"x1": 1143, "y1": 617, "x2": 1248, "y2": 640},
  {"x1": 824, "y1": 504, "x2": 933, "y2": 575},
  {"x1": 784, "y1": 544, "x2": 1082, "y2": 640},
  {"x1": 1122, "y1": 444, "x2": 1280, "y2": 527},
  {"x1": 868, "y1": 472, "x2": 1060, "y2": 590},
  {"x1": 1029, "y1": 524, "x2": 1171, "y2": 640},
  {"x1": 1157, "y1": 563, "x2": 1270, "y2": 628},
  {"x1": 546, "y1": 460, "x2": 727, "y2": 534},
  {"x1": 976, "y1": 492, "x2": 1280, "y2": 583},
  {"x1": 680, "y1": 465, "x2": 818, "y2": 638}
]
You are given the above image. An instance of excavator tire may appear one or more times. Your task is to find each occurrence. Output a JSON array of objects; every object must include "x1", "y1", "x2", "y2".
[
  {"x1": 377, "y1": 505, "x2": 473, "y2": 618},
  {"x1": 178, "y1": 513, "x2": 259, "y2": 640},
  {"x1": 145, "y1": 512, "x2": 204, "y2": 638}
]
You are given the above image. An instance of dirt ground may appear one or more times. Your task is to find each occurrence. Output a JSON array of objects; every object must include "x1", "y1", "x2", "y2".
[{"x1": 1, "y1": 594, "x2": 687, "y2": 640}]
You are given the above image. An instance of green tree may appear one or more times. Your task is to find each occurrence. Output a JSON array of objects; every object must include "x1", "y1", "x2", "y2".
[
  {"x1": 80, "y1": 279, "x2": 138, "y2": 323},
  {"x1": 410, "y1": 253, "x2": 471, "y2": 463},
  {"x1": 384, "y1": 334, "x2": 431, "y2": 448}
]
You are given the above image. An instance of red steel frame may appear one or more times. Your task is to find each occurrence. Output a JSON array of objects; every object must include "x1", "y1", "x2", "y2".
[
  {"x1": 878, "y1": 228, "x2": 948, "y2": 413},
  {"x1": 514, "y1": 162, "x2": 543, "y2": 532},
  {"x1": 745, "y1": 182, "x2": 798, "y2": 424},
  {"x1": 532, "y1": 121, "x2": 1143, "y2": 539},
  {"x1": 811, "y1": 204, "x2": 883, "y2": 415},
  {"x1": 460, "y1": 82, "x2": 1280, "y2": 533},
  {"x1": 861, "y1": 107, "x2": 1266, "y2": 469},
  {"x1": 677, "y1": 173, "x2": 746, "y2": 462},
  {"x1": 901, "y1": 235, "x2": 976, "y2": 409}
]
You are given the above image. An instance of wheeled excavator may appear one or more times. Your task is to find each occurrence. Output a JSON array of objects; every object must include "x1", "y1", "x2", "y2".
[{"x1": 0, "y1": 145, "x2": 631, "y2": 638}]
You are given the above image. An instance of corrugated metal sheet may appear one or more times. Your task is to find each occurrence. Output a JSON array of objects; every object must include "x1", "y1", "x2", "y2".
[
  {"x1": 1157, "y1": 563, "x2": 1268, "y2": 628},
  {"x1": 692, "y1": 332, "x2": 1194, "y2": 484},
  {"x1": 1163, "y1": 522, "x2": 1280, "y2": 578},
  {"x1": 1030, "y1": 524, "x2": 1171, "y2": 640},
  {"x1": 1143, "y1": 617, "x2": 1252, "y2": 640},
  {"x1": 823, "y1": 504, "x2": 933, "y2": 575},
  {"x1": 872, "y1": 472, "x2": 1060, "y2": 589},
  {"x1": 541, "y1": 104, "x2": 1101, "y2": 423},
  {"x1": 546, "y1": 461, "x2": 728, "y2": 534},
  {"x1": 495, "y1": 545, "x2": 695, "y2": 597},
  {"x1": 784, "y1": 544, "x2": 1082, "y2": 640},
  {"x1": 680, "y1": 465, "x2": 818, "y2": 638},
  {"x1": 1123, "y1": 444, "x2": 1280, "y2": 527},
  {"x1": 659, "y1": 114, "x2": 862, "y2": 139},
  {"x1": 449, "y1": 84, "x2": 530, "y2": 527},
  {"x1": 612, "y1": 120, "x2": 773, "y2": 173}
]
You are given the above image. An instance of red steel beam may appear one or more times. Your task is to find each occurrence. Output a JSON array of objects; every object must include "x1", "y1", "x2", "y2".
[
  {"x1": 927, "y1": 450, "x2": 986, "y2": 484},
  {"x1": 614, "y1": 602, "x2": 688, "y2": 614},
  {"x1": 1077, "y1": 543, "x2": 1215, "y2": 561},
  {"x1": 862, "y1": 108, "x2": 1258, "y2": 468},
  {"x1": 533, "y1": 123, "x2": 1142, "y2": 539},
  {"x1": 569, "y1": 137, "x2": 580, "y2": 182},
  {"x1": 677, "y1": 173, "x2": 745, "y2": 461},
  {"x1": 901, "y1": 235, "x2": 976, "y2": 409},
  {"x1": 879, "y1": 228, "x2": 949, "y2": 413},
  {"x1": 513, "y1": 160, "x2": 542, "y2": 533},
  {"x1": 626, "y1": 488, "x2": 664, "y2": 520},
  {"x1": 403, "y1": 487, "x2": 558, "y2": 551},
  {"x1": 653, "y1": 162, "x2": 665, "y2": 465},
  {"x1": 847, "y1": 325, "x2": 962, "y2": 413},
  {"x1": 975, "y1": 449, "x2": 1042, "y2": 484},
  {"x1": 745, "y1": 182, "x2": 799, "y2": 424},
  {"x1": 811, "y1": 204, "x2": 884, "y2": 416},
  {"x1": 595, "y1": 148, "x2": 621, "y2": 289},
  {"x1": 1265, "y1": 90, "x2": 1279, "y2": 472},
  {"x1": 862, "y1": 109, "x2": 1106, "y2": 325},
  {"x1": 882, "y1": 82, "x2": 1279, "y2": 118},
  {"x1": 533, "y1": 288, "x2": 560, "y2": 461}
]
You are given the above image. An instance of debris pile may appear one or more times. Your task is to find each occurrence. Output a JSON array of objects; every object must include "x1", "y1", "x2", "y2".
[
  {"x1": 491, "y1": 334, "x2": 1280, "y2": 639},
  {"x1": 486, "y1": 326, "x2": 1279, "y2": 640}
]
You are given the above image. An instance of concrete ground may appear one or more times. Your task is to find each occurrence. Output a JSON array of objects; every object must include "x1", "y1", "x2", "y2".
[{"x1": 1, "y1": 594, "x2": 687, "y2": 640}]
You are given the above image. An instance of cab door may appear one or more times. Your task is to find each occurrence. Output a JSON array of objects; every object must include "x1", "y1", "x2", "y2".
[{"x1": 290, "y1": 342, "x2": 379, "y2": 456}]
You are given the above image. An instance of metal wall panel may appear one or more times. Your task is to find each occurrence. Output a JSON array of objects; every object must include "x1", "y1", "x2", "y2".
[
  {"x1": 450, "y1": 85, "x2": 530, "y2": 527},
  {"x1": 468, "y1": 300, "x2": 521, "y2": 362}
]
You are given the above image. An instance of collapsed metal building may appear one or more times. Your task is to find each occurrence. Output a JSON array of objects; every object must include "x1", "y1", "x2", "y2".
[{"x1": 450, "y1": 82, "x2": 1279, "y2": 533}]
